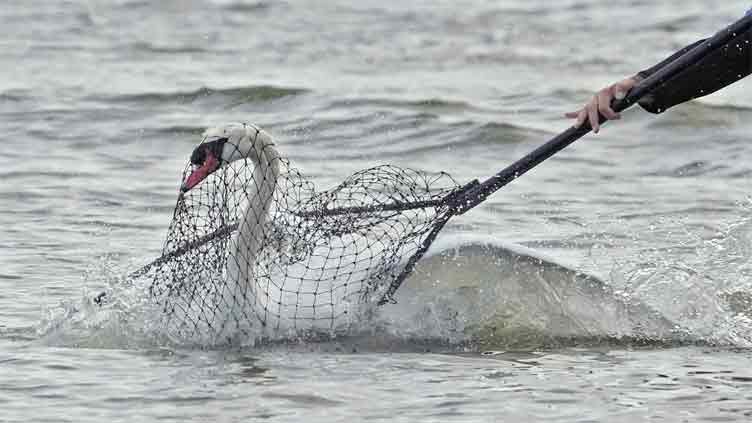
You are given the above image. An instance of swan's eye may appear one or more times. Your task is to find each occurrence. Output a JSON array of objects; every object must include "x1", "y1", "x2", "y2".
[
  {"x1": 207, "y1": 137, "x2": 228, "y2": 161},
  {"x1": 191, "y1": 137, "x2": 228, "y2": 166}
]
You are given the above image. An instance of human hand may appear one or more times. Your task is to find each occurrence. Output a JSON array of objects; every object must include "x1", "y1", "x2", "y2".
[{"x1": 565, "y1": 76, "x2": 639, "y2": 133}]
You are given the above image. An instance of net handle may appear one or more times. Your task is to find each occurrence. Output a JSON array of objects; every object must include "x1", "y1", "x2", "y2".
[{"x1": 452, "y1": 13, "x2": 752, "y2": 215}]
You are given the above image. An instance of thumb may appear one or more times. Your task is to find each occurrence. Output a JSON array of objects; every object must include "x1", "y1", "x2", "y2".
[{"x1": 613, "y1": 77, "x2": 639, "y2": 99}]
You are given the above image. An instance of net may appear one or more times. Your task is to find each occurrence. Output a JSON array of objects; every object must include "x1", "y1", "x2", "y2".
[{"x1": 144, "y1": 123, "x2": 471, "y2": 344}]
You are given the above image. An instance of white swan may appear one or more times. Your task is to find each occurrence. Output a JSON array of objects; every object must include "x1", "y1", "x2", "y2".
[{"x1": 181, "y1": 122, "x2": 281, "y2": 336}]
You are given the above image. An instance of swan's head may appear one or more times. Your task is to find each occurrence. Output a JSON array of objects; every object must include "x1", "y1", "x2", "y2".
[{"x1": 180, "y1": 123, "x2": 255, "y2": 193}]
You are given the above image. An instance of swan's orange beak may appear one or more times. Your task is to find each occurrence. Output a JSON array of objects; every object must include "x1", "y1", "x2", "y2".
[{"x1": 180, "y1": 152, "x2": 220, "y2": 193}]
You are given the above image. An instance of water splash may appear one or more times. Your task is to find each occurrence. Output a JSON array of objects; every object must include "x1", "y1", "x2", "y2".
[
  {"x1": 610, "y1": 202, "x2": 752, "y2": 347},
  {"x1": 37, "y1": 256, "x2": 167, "y2": 349},
  {"x1": 38, "y1": 213, "x2": 752, "y2": 352}
]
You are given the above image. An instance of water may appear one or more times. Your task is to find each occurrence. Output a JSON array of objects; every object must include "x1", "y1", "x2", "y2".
[{"x1": 3, "y1": 0, "x2": 752, "y2": 421}]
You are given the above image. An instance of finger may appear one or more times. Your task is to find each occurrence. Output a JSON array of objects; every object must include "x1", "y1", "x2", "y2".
[
  {"x1": 565, "y1": 111, "x2": 580, "y2": 119},
  {"x1": 588, "y1": 99, "x2": 600, "y2": 133},
  {"x1": 575, "y1": 109, "x2": 586, "y2": 128},
  {"x1": 598, "y1": 89, "x2": 619, "y2": 120},
  {"x1": 618, "y1": 77, "x2": 639, "y2": 90},
  {"x1": 613, "y1": 89, "x2": 626, "y2": 100},
  {"x1": 614, "y1": 78, "x2": 638, "y2": 100}
]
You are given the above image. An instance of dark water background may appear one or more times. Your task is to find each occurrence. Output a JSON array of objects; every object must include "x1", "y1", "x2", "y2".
[{"x1": 3, "y1": 1, "x2": 752, "y2": 421}]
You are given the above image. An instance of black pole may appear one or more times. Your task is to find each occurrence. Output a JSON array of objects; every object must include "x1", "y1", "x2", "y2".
[{"x1": 453, "y1": 13, "x2": 752, "y2": 215}]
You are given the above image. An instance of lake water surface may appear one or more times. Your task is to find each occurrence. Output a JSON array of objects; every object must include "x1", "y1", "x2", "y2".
[{"x1": 3, "y1": 1, "x2": 752, "y2": 421}]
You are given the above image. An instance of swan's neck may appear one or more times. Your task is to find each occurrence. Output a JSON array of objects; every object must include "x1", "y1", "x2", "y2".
[{"x1": 232, "y1": 128, "x2": 281, "y2": 292}]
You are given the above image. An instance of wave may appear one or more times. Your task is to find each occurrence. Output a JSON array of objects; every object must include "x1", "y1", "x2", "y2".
[
  {"x1": 0, "y1": 170, "x2": 97, "y2": 181},
  {"x1": 383, "y1": 235, "x2": 687, "y2": 350},
  {"x1": 298, "y1": 117, "x2": 549, "y2": 161},
  {"x1": 97, "y1": 85, "x2": 308, "y2": 106},
  {"x1": 220, "y1": 1, "x2": 275, "y2": 13},
  {"x1": 697, "y1": 102, "x2": 752, "y2": 112},
  {"x1": 0, "y1": 90, "x2": 28, "y2": 103},
  {"x1": 149, "y1": 125, "x2": 208, "y2": 137},
  {"x1": 327, "y1": 96, "x2": 484, "y2": 114},
  {"x1": 129, "y1": 41, "x2": 209, "y2": 55},
  {"x1": 382, "y1": 121, "x2": 554, "y2": 160},
  {"x1": 637, "y1": 15, "x2": 701, "y2": 33},
  {"x1": 643, "y1": 160, "x2": 729, "y2": 178},
  {"x1": 646, "y1": 101, "x2": 752, "y2": 131}
]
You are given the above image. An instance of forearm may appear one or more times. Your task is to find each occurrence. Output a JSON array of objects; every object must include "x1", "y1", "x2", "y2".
[{"x1": 636, "y1": 29, "x2": 752, "y2": 113}]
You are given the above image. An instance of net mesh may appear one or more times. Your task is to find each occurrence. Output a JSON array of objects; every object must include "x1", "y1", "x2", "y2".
[{"x1": 145, "y1": 123, "x2": 465, "y2": 343}]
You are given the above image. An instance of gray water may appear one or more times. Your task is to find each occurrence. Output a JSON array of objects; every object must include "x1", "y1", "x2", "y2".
[{"x1": 4, "y1": 0, "x2": 752, "y2": 421}]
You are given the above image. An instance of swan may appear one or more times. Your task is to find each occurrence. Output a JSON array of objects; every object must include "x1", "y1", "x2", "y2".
[
  {"x1": 178, "y1": 122, "x2": 370, "y2": 340},
  {"x1": 181, "y1": 122, "x2": 281, "y2": 337}
]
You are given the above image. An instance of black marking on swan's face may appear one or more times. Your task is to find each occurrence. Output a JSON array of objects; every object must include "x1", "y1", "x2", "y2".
[
  {"x1": 191, "y1": 137, "x2": 228, "y2": 166},
  {"x1": 181, "y1": 137, "x2": 228, "y2": 193}
]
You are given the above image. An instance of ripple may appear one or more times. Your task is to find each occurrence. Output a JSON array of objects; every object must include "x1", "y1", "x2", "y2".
[
  {"x1": 327, "y1": 96, "x2": 485, "y2": 114},
  {"x1": 0, "y1": 90, "x2": 28, "y2": 102},
  {"x1": 0, "y1": 274, "x2": 22, "y2": 281},
  {"x1": 0, "y1": 170, "x2": 97, "y2": 181},
  {"x1": 129, "y1": 41, "x2": 208, "y2": 55},
  {"x1": 261, "y1": 392, "x2": 343, "y2": 407},
  {"x1": 638, "y1": 15, "x2": 703, "y2": 32},
  {"x1": 95, "y1": 85, "x2": 309, "y2": 106},
  {"x1": 645, "y1": 161, "x2": 729, "y2": 178},
  {"x1": 221, "y1": 1, "x2": 275, "y2": 13},
  {"x1": 467, "y1": 121, "x2": 552, "y2": 144},
  {"x1": 149, "y1": 125, "x2": 207, "y2": 137}
]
